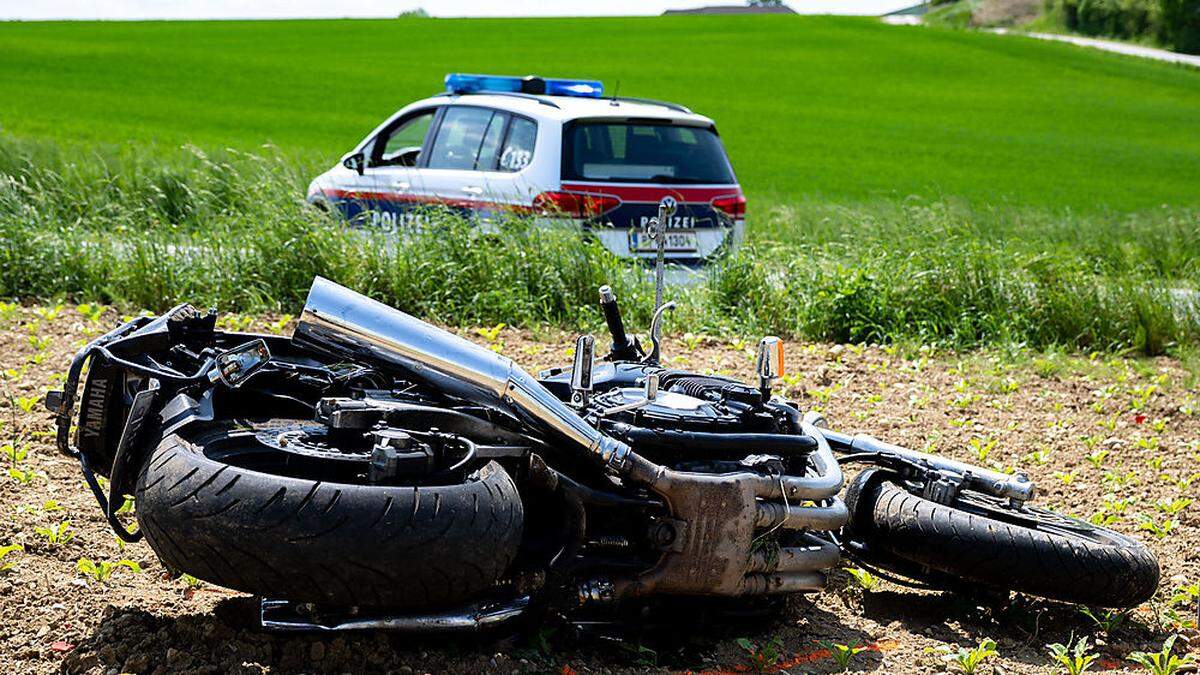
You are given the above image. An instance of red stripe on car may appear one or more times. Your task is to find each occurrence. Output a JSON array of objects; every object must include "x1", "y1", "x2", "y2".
[
  {"x1": 560, "y1": 183, "x2": 739, "y2": 203},
  {"x1": 322, "y1": 189, "x2": 534, "y2": 214}
]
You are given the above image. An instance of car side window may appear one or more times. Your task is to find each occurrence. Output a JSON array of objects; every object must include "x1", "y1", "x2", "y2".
[
  {"x1": 498, "y1": 117, "x2": 537, "y2": 172},
  {"x1": 426, "y1": 107, "x2": 495, "y2": 170},
  {"x1": 474, "y1": 112, "x2": 509, "y2": 171},
  {"x1": 372, "y1": 109, "x2": 436, "y2": 168}
]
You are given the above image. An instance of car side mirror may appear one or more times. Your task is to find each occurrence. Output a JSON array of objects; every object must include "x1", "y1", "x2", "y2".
[{"x1": 342, "y1": 153, "x2": 365, "y2": 176}]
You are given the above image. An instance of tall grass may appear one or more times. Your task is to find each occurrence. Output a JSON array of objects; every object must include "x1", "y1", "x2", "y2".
[{"x1": 1, "y1": 138, "x2": 1196, "y2": 354}]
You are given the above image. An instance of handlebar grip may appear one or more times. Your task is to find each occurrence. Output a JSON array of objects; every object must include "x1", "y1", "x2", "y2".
[{"x1": 599, "y1": 286, "x2": 635, "y2": 360}]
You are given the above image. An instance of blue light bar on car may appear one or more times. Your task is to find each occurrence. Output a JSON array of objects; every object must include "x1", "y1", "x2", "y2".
[{"x1": 444, "y1": 73, "x2": 604, "y2": 98}]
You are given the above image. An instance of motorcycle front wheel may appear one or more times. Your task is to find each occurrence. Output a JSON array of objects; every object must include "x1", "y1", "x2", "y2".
[
  {"x1": 843, "y1": 469, "x2": 1159, "y2": 608},
  {"x1": 134, "y1": 420, "x2": 524, "y2": 609}
]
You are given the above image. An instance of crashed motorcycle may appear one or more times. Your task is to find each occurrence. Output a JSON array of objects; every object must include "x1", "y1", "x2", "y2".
[{"x1": 48, "y1": 214, "x2": 1159, "y2": 633}]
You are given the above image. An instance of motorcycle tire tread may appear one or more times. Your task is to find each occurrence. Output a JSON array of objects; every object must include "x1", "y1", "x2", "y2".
[
  {"x1": 134, "y1": 424, "x2": 523, "y2": 609},
  {"x1": 859, "y1": 478, "x2": 1159, "y2": 608}
]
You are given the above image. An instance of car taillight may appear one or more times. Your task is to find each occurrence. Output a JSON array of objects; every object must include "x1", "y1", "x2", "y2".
[
  {"x1": 533, "y1": 191, "x2": 620, "y2": 218},
  {"x1": 711, "y1": 194, "x2": 746, "y2": 219}
]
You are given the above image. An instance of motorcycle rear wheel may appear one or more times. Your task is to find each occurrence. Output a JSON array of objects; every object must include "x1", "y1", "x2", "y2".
[
  {"x1": 135, "y1": 420, "x2": 523, "y2": 609},
  {"x1": 844, "y1": 469, "x2": 1159, "y2": 608}
]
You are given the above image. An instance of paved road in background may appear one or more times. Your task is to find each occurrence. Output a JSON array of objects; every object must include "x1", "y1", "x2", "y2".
[{"x1": 990, "y1": 28, "x2": 1200, "y2": 67}]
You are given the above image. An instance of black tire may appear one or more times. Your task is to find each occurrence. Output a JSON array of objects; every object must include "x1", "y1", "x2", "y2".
[
  {"x1": 844, "y1": 469, "x2": 1160, "y2": 608},
  {"x1": 134, "y1": 421, "x2": 523, "y2": 609}
]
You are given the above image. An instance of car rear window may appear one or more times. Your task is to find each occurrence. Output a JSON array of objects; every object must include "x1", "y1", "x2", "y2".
[{"x1": 564, "y1": 122, "x2": 735, "y2": 184}]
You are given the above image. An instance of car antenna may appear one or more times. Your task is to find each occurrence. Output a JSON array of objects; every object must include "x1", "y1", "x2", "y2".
[{"x1": 610, "y1": 80, "x2": 621, "y2": 106}]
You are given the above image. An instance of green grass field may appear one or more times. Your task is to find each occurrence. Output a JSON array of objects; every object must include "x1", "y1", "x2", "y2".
[
  {"x1": 0, "y1": 16, "x2": 1198, "y2": 354},
  {"x1": 1, "y1": 15, "x2": 1199, "y2": 213}
]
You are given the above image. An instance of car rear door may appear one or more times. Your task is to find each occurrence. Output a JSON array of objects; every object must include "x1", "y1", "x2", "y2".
[{"x1": 479, "y1": 114, "x2": 541, "y2": 214}]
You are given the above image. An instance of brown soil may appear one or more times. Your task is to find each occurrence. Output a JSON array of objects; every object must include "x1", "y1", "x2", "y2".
[{"x1": 1, "y1": 307, "x2": 1196, "y2": 674}]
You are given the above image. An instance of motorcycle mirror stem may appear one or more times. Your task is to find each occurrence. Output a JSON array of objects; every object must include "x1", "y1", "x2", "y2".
[
  {"x1": 641, "y1": 197, "x2": 677, "y2": 366},
  {"x1": 755, "y1": 336, "x2": 784, "y2": 401}
]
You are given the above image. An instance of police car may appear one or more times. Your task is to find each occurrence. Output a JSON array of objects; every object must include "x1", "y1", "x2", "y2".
[{"x1": 307, "y1": 74, "x2": 745, "y2": 262}]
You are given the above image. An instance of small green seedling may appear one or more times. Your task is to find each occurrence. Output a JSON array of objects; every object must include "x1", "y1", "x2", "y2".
[
  {"x1": 1155, "y1": 497, "x2": 1192, "y2": 516},
  {"x1": 266, "y1": 314, "x2": 292, "y2": 335},
  {"x1": 76, "y1": 557, "x2": 141, "y2": 583},
  {"x1": 473, "y1": 323, "x2": 505, "y2": 343},
  {"x1": 1127, "y1": 635, "x2": 1196, "y2": 675},
  {"x1": 616, "y1": 640, "x2": 659, "y2": 667},
  {"x1": 27, "y1": 335, "x2": 51, "y2": 352},
  {"x1": 2, "y1": 442, "x2": 28, "y2": 464},
  {"x1": 1170, "y1": 582, "x2": 1199, "y2": 606},
  {"x1": 1078, "y1": 606, "x2": 1127, "y2": 636},
  {"x1": 931, "y1": 638, "x2": 998, "y2": 674},
  {"x1": 1025, "y1": 448, "x2": 1052, "y2": 465},
  {"x1": 217, "y1": 313, "x2": 255, "y2": 332},
  {"x1": 180, "y1": 573, "x2": 203, "y2": 590},
  {"x1": 34, "y1": 304, "x2": 64, "y2": 322},
  {"x1": 75, "y1": 302, "x2": 107, "y2": 323},
  {"x1": 1175, "y1": 473, "x2": 1200, "y2": 490},
  {"x1": 1102, "y1": 470, "x2": 1137, "y2": 487},
  {"x1": 1085, "y1": 450, "x2": 1109, "y2": 468},
  {"x1": 0, "y1": 543, "x2": 23, "y2": 573},
  {"x1": 820, "y1": 641, "x2": 868, "y2": 672},
  {"x1": 681, "y1": 332, "x2": 705, "y2": 352},
  {"x1": 1154, "y1": 603, "x2": 1198, "y2": 632},
  {"x1": 34, "y1": 520, "x2": 73, "y2": 548},
  {"x1": 809, "y1": 383, "x2": 844, "y2": 405},
  {"x1": 1088, "y1": 510, "x2": 1119, "y2": 527},
  {"x1": 846, "y1": 567, "x2": 881, "y2": 592},
  {"x1": 735, "y1": 636, "x2": 784, "y2": 671},
  {"x1": 8, "y1": 467, "x2": 38, "y2": 485},
  {"x1": 969, "y1": 436, "x2": 997, "y2": 463},
  {"x1": 1137, "y1": 515, "x2": 1177, "y2": 539},
  {"x1": 1128, "y1": 383, "x2": 1158, "y2": 410},
  {"x1": 1047, "y1": 636, "x2": 1098, "y2": 675},
  {"x1": 15, "y1": 396, "x2": 38, "y2": 413}
]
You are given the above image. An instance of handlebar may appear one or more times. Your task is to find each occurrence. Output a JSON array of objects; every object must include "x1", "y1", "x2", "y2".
[{"x1": 598, "y1": 285, "x2": 639, "y2": 361}]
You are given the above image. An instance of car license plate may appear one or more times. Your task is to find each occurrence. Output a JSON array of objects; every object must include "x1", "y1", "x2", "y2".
[{"x1": 629, "y1": 230, "x2": 699, "y2": 253}]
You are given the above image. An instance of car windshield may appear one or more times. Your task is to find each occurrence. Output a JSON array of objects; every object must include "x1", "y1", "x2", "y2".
[{"x1": 564, "y1": 122, "x2": 735, "y2": 184}]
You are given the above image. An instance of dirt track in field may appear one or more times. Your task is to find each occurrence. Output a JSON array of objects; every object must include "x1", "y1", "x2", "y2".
[{"x1": 0, "y1": 306, "x2": 1197, "y2": 674}]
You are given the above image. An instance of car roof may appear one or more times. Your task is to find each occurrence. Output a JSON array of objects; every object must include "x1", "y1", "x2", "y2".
[{"x1": 412, "y1": 92, "x2": 718, "y2": 127}]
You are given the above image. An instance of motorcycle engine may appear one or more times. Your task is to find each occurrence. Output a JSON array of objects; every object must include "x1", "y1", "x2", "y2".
[{"x1": 591, "y1": 372, "x2": 778, "y2": 433}]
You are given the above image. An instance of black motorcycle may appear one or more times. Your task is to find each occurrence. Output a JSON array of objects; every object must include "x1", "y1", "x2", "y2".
[{"x1": 48, "y1": 272, "x2": 1158, "y2": 631}]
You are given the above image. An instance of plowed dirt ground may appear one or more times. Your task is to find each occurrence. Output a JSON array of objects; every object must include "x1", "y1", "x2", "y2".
[{"x1": 1, "y1": 307, "x2": 1196, "y2": 674}]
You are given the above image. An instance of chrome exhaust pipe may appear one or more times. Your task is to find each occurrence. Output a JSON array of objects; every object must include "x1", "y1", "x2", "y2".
[
  {"x1": 293, "y1": 277, "x2": 632, "y2": 471},
  {"x1": 747, "y1": 533, "x2": 841, "y2": 573},
  {"x1": 741, "y1": 571, "x2": 826, "y2": 595}
]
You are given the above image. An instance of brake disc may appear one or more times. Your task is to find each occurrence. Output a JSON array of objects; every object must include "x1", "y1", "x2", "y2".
[{"x1": 254, "y1": 423, "x2": 371, "y2": 463}]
